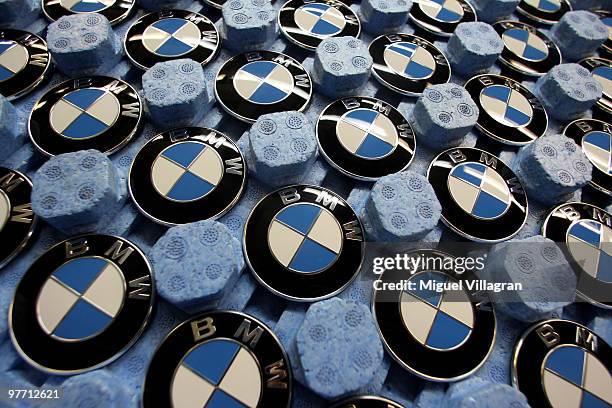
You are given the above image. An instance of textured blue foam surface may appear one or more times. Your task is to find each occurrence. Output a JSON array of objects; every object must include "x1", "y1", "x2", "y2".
[
  {"x1": 295, "y1": 297, "x2": 385, "y2": 399},
  {"x1": 247, "y1": 111, "x2": 318, "y2": 187},
  {"x1": 550, "y1": 11, "x2": 608, "y2": 61},
  {"x1": 142, "y1": 59, "x2": 213, "y2": 129},
  {"x1": 0, "y1": 0, "x2": 40, "y2": 29},
  {"x1": 148, "y1": 220, "x2": 243, "y2": 312},
  {"x1": 365, "y1": 171, "x2": 441, "y2": 241},
  {"x1": 221, "y1": 0, "x2": 278, "y2": 52},
  {"x1": 410, "y1": 84, "x2": 479, "y2": 149},
  {"x1": 44, "y1": 370, "x2": 132, "y2": 408},
  {"x1": 0, "y1": 95, "x2": 24, "y2": 162},
  {"x1": 312, "y1": 37, "x2": 373, "y2": 98},
  {"x1": 47, "y1": 14, "x2": 123, "y2": 77},
  {"x1": 470, "y1": 0, "x2": 519, "y2": 23},
  {"x1": 361, "y1": 0, "x2": 412, "y2": 35},
  {"x1": 515, "y1": 134, "x2": 592, "y2": 206},
  {"x1": 534, "y1": 63, "x2": 603, "y2": 121},
  {"x1": 444, "y1": 380, "x2": 530, "y2": 408},
  {"x1": 415, "y1": 383, "x2": 446, "y2": 408},
  {"x1": 446, "y1": 23, "x2": 504, "y2": 77},
  {"x1": 31, "y1": 150, "x2": 125, "y2": 234},
  {"x1": 478, "y1": 236, "x2": 577, "y2": 322}
]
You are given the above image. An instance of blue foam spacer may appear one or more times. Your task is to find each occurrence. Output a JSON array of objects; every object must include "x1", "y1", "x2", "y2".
[
  {"x1": 516, "y1": 199, "x2": 549, "y2": 239},
  {"x1": 219, "y1": 178, "x2": 270, "y2": 240},
  {"x1": 410, "y1": 84, "x2": 479, "y2": 150},
  {"x1": 444, "y1": 380, "x2": 530, "y2": 408},
  {"x1": 590, "y1": 315, "x2": 612, "y2": 345},
  {"x1": 567, "y1": 0, "x2": 601, "y2": 9},
  {"x1": 550, "y1": 10, "x2": 608, "y2": 61},
  {"x1": 365, "y1": 171, "x2": 441, "y2": 241},
  {"x1": 534, "y1": 63, "x2": 603, "y2": 121},
  {"x1": 46, "y1": 14, "x2": 123, "y2": 77},
  {"x1": 295, "y1": 297, "x2": 384, "y2": 399},
  {"x1": 142, "y1": 59, "x2": 213, "y2": 130},
  {"x1": 138, "y1": 0, "x2": 190, "y2": 11},
  {"x1": 46, "y1": 370, "x2": 131, "y2": 408},
  {"x1": 360, "y1": 0, "x2": 412, "y2": 35},
  {"x1": 0, "y1": 284, "x2": 13, "y2": 342},
  {"x1": 515, "y1": 134, "x2": 592, "y2": 206},
  {"x1": 221, "y1": 0, "x2": 278, "y2": 52},
  {"x1": 380, "y1": 384, "x2": 416, "y2": 408},
  {"x1": 108, "y1": 300, "x2": 184, "y2": 391},
  {"x1": 470, "y1": 0, "x2": 519, "y2": 23},
  {"x1": 0, "y1": 0, "x2": 40, "y2": 29},
  {"x1": 291, "y1": 382, "x2": 326, "y2": 408},
  {"x1": 339, "y1": 277, "x2": 374, "y2": 306},
  {"x1": 415, "y1": 383, "x2": 446, "y2": 408},
  {"x1": 477, "y1": 236, "x2": 577, "y2": 322},
  {"x1": 446, "y1": 22, "x2": 504, "y2": 77},
  {"x1": 312, "y1": 37, "x2": 373, "y2": 99},
  {"x1": 247, "y1": 111, "x2": 318, "y2": 188},
  {"x1": 100, "y1": 204, "x2": 141, "y2": 237},
  {"x1": 148, "y1": 220, "x2": 243, "y2": 313},
  {"x1": 31, "y1": 150, "x2": 125, "y2": 234},
  {"x1": 217, "y1": 272, "x2": 258, "y2": 311},
  {"x1": 0, "y1": 95, "x2": 24, "y2": 162},
  {"x1": 356, "y1": 355, "x2": 391, "y2": 394},
  {"x1": 346, "y1": 183, "x2": 371, "y2": 215}
]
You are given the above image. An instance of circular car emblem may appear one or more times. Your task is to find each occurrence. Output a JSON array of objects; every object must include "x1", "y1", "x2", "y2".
[
  {"x1": 330, "y1": 396, "x2": 405, "y2": 408},
  {"x1": 143, "y1": 310, "x2": 292, "y2": 408},
  {"x1": 244, "y1": 184, "x2": 364, "y2": 301},
  {"x1": 516, "y1": 0, "x2": 572, "y2": 25},
  {"x1": 465, "y1": 74, "x2": 548, "y2": 146},
  {"x1": 29, "y1": 76, "x2": 142, "y2": 157},
  {"x1": 564, "y1": 119, "x2": 612, "y2": 196},
  {"x1": 373, "y1": 249, "x2": 496, "y2": 382},
  {"x1": 369, "y1": 33, "x2": 451, "y2": 96},
  {"x1": 427, "y1": 147, "x2": 528, "y2": 242},
  {"x1": 9, "y1": 234, "x2": 154, "y2": 374},
  {"x1": 42, "y1": 0, "x2": 135, "y2": 25},
  {"x1": 124, "y1": 10, "x2": 220, "y2": 70},
  {"x1": 0, "y1": 167, "x2": 37, "y2": 269},
  {"x1": 578, "y1": 57, "x2": 612, "y2": 117},
  {"x1": 408, "y1": 0, "x2": 476, "y2": 37},
  {"x1": 316, "y1": 96, "x2": 416, "y2": 180},
  {"x1": 129, "y1": 127, "x2": 246, "y2": 226},
  {"x1": 215, "y1": 51, "x2": 312, "y2": 123},
  {"x1": 0, "y1": 30, "x2": 51, "y2": 101},
  {"x1": 278, "y1": 0, "x2": 361, "y2": 50},
  {"x1": 513, "y1": 319, "x2": 611, "y2": 408},
  {"x1": 542, "y1": 202, "x2": 612, "y2": 309},
  {"x1": 494, "y1": 21, "x2": 561, "y2": 77}
]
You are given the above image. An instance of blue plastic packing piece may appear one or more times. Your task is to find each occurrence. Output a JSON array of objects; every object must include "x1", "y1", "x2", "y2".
[
  {"x1": 415, "y1": 383, "x2": 446, "y2": 408},
  {"x1": 515, "y1": 133, "x2": 592, "y2": 206},
  {"x1": 446, "y1": 22, "x2": 504, "y2": 77},
  {"x1": 142, "y1": 59, "x2": 213, "y2": 130},
  {"x1": 243, "y1": 288, "x2": 286, "y2": 329},
  {"x1": 550, "y1": 10, "x2": 608, "y2": 61},
  {"x1": 45, "y1": 370, "x2": 131, "y2": 408},
  {"x1": 100, "y1": 204, "x2": 141, "y2": 237},
  {"x1": 312, "y1": 37, "x2": 373, "y2": 99},
  {"x1": 364, "y1": 171, "x2": 442, "y2": 241},
  {"x1": 0, "y1": 95, "x2": 24, "y2": 162},
  {"x1": 46, "y1": 13, "x2": 123, "y2": 77},
  {"x1": 339, "y1": 277, "x2": 374, "y2": 306},
  {"x1": 0, "y1": 0, "x2": 40, "y2": 29},
  {"x1": 356, "y1": 355, "x2": 391, "y2": 395},
  {"x1": 295, "y1": 297, "x2": 384, "y2": 399},
  {"x1": 148, "y1": 220, "x2": 243, "y2": 313},
  {"x1": 247, "y1": 111, "x2": 318, "y2": 188},
  {"x1": 221, "y1": 0, "x2": 278, "y2": 52},
  {"x1": 301, "y1": 159, "x2": 333, "y2": 186},
  {"x1": 470, "y1": 0, "x2": 519, "y2": 23},
  {"x1": 31, "y1": 150, "x2": 125, "y2": 234},
  {"x1": 139, "y1": 0, "x2": 190, "y2": 11},
  {"x1": 589, "y1": 314, "x2": 612, "y2": 345},
  {"x1": 444, "y1": 380, "x2": 530, "y2": 408},
  {"x1": 217, "y1": 272, "x2": 258, "y2": 311},
  {"x1": 360, "y1": 0, "x2": 412, "y2": 35},
  {"x1": 291, "y1": 382, "x2": 326, "y2": 408},
  {"x1": 477, "y1": 236, "x2": 577, "y2": 322},
  {"x1": 410, "y1": 84, "x2": 479, "y2": 150},
  {"x1": 534, "y1": 63, "x2": 603, "y2": 121}
]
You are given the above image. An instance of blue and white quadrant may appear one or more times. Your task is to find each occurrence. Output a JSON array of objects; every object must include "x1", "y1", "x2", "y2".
[
  {"x1": 524, "y1": 0, "x2": 561, "y2": 12},
  {"x1": 142, "y1": 18, "x2": 200, "y2": 57},
  {"x1": 151, "y1": 141, "x2": 223, "y2": 202},
  {"x1": 542, "y1": 345, "x2": 612, "y2": 408},
  {"x1": 171, "y1": 339, "x2": 262, "y2": 408},
  {"x1": 49, "y1": 88, "x2": 120, "y2": 139},
  {"x1": 480, "y1": 85, "x2": 533, "y2": 128},
  {"x1": 36, "y1": 257, "x2": 125, "y2": 341},
  {"x1": 567, "y1": 219, "x2": 612, "y2": 284},
  {"x1": 448, "y1": 162, "x2": 511, "y2": 220},
  {"x1": 59, "y1": 0, "x2": 113, "y2": 12},
  {"x1": 0, "y1": 40, "x2": 28, "y2": 82},
  {"x1": 384, "y1": 42, "x2": 436, "y2": 80},
  {"x1": 502, "y1": 28, "x2": 549, "y2": 61},
  {"x1": 294, "y1": 3, "x2": 346, "y2": 37},
  {"x1": 336, "y1": 108, "x2": 398, "y2": 159},
  {"x1": 582, "y1": 131, "x2": 612, "y2": 176},
  {"x1": 400, "y1": 272, "x2": 474, "y2": 350},
  {"x1": 233, "y1": 61, "x2": 294, "y2": 105},
  {"x1": 419, "y1": 0, "x2": 465, "y2": 23},
  {"x1": 268, "y1": 203, "x2": 342, "y2": 273}
]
